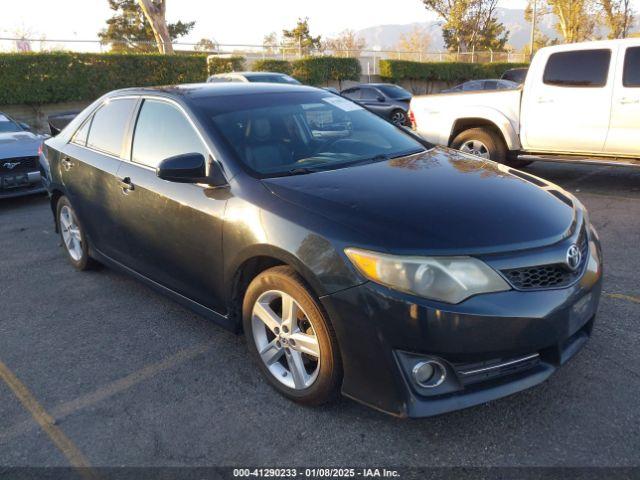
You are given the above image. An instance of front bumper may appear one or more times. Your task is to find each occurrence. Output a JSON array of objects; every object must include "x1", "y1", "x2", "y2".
[
  {"x1": 0, "y1": 171, "x2": 44, "y2": 199},
  {"x1": 321, "y1": 234, "x2": 603, "y2": 417}
]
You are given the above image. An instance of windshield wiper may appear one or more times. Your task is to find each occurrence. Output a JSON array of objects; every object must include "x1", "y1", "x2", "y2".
[{"x1": 284, "y1": 167, "x2": 319, "y2": 176}]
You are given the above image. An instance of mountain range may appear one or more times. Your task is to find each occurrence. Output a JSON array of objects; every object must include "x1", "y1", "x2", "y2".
[{"x1": 355, "y1": 7, "x2": 561, "y2": 52}]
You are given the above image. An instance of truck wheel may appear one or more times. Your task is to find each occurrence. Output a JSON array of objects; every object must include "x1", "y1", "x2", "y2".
[{"x1": 451, "y1": 127, "x2": 507, "y2": 164}]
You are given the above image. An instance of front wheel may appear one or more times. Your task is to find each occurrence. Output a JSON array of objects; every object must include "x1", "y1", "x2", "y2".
[
  {"x1": 243, "y1": 266, "x2": 342, "y2": 405},
  {"x1": 451, "y1": 127, "x2": 531, "y2": 168}
]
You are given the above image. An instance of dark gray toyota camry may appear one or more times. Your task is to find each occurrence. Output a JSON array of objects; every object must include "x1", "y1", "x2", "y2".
[{"x1": 41, "y1": 83, "x2": 603, "y2": 417}]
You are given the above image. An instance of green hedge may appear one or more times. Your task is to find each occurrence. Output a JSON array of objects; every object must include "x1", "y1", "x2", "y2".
[
  {"x1": 251, "y1": 59, "x2": 293, "y2": 75},
  {"x1": 0, "y1": 52, "x2": 208, "y2": 105},
  {"x1": 379, "y1": 60, "x2": 529, "y2": 82},
  {"x1": 206, "y1": 56, "x2": 245, "y2": 76},
  {"x1": 290, "y1": 57, "x2": 361, "y2": 86}
]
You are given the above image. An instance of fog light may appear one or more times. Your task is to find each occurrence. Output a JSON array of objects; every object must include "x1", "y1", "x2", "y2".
[{"x1": 412, "y1": 360, "x2": 446, "y2": 388}]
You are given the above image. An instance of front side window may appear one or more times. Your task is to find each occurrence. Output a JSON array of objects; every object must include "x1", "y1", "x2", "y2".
[
  {"x1": 543, "y1": 49, "x2": 611, "y2": 87},
  {"x1": 132, "y1": 99, "x2": 207, "y2": 169},
  {"x1": 360, "y1": 88, "x2": 380, "y2": 100},
  {"x1": 196, "y1": 91, "x2": 426, "y2": 177},
  {"x1": 86, "y1": 98, "x2": 137, "y2": 157},
  {"x1": 623, "y1": 47, "x2": 640, "y2": 87},
  {"x1": 376, "y1": 85, "x2": 411, "y2": 99}
]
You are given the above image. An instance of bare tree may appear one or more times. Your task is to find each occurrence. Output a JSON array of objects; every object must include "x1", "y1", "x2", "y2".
[
  {"x1": 392, "y1": 26, "x2": 433, "y2": 61},
  {"x1": 136, "y1": 0, "x2": 174, "y2": 54},
  {"x1": 323, "y1": 30, "x2": 367, "y2": 57}
]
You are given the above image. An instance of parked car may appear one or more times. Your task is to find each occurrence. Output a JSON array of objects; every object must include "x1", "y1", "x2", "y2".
[
  {"x1": 410, "y1": 39, "x2": 640, "y2": 168},
  {"x1": 48, "y1": 111, "x2": 82, "y2": 136},
  {"x1": 440, "y1": 79, "x2": 519, "y2": 93},
  {"x1": 42, "y1": 83, "x2": 602, "y2": 418},
  {"x1": 0, "y1": 112, "x2": 45, "y2": 199},
  {"x1": 501, "y1": 67, "x2": 528, "y2": 85},
  {"x1": 207, "y1": 71, "x2": 301, "y2": 85},
  {"x1": 341, "y1": 83, "x2": 412, "y2": 126}
]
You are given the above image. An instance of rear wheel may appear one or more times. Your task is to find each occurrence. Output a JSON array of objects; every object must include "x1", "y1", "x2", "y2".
[
  {"x1": 56, "y1": 196, "x2": 97, "y2": 271},
  {"x1": 243, "y1": 266, "x2": 342, "y2": 405},
  {"x1": 390, "y1": 109, "x2": 407, "y2": 126},
  {"x1": 451, "y1": 127, "x2": 531, "y2": 168}
]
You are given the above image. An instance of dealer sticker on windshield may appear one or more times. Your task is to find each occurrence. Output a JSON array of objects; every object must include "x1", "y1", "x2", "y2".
[{"x1": 322, "y1": 96, "x2": 363, "y2": 112}]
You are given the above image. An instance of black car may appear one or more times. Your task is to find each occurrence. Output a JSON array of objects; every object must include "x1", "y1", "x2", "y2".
[
  {"x1": 341, "y1": 83, "x2": 412, "y2": 126},
  {"x1": 42, "y1": 83, "x2": 603, "y2": 418},
  {"x1": 501, "y1": 67, "x2": 529, "y2": 85}
]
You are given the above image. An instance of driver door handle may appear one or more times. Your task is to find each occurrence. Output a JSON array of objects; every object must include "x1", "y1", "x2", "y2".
[{"x1": 120, "y1": 176, "x2": 135, "y2": 194}]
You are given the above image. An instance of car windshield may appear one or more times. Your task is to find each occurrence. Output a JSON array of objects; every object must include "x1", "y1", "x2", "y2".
[
  {"x1": 0, "y1": 114, "x2": 23, "y2": 133},
  {"x1": 376, "y1": 85, "x2": 411, "y2": 99},
  {"x1": 196, "y1": 91, "x2": 426, "y2": 177},
  {"x1": 247, "y1": 74, "x2": 301, "y2": 85}
]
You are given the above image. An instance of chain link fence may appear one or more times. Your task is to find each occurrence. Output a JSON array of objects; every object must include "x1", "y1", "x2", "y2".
[{"x1": 0, "y1": 37, "x2": 528, "y2": 75}]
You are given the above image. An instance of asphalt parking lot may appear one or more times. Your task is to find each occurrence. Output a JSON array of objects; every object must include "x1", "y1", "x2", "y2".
[{"x1": 1, "y1": 162, "x2": 639, "y2": 470}]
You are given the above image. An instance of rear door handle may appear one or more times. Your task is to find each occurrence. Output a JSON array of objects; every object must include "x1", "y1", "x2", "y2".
[
  {"x1": 619, "y1": 97, "x2": 639, "y2": 105},
  {"x1": 61, "y1": 157, "x2": 74, "y2": 171},
  {"x1": 120, "y1": 176, "x2": 135, "y2": 194},
  {"x1": 537, "y1": 97, "x2": 554, "y2": 104}
]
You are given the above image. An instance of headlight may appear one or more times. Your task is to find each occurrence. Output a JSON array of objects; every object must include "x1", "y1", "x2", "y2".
[{"x1": 345, "y1": 248, "x2": 510, "y2": 304}]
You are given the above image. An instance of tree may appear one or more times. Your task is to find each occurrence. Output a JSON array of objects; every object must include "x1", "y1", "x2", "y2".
[
  {"x1": 282, "y1": 18, "x2": 322, "y2": 57},
  {"x1": 323, "y1": 30, "x2": 366, "y2": 57},
  {"x1": 195, "y1": 38, "x2": 217, "y2": 52},
  {"x1": 422, "y1": 0, "x2": 509, "y2": 52},
  {"x1": 524, "y1": 0, "x2": 553, "y2": 55},
  {"x1": 263, "y1": 32, "x2": 279, "y2": 55},
  {"x1": 99, "y1": 0, "x2": 194, "y2": 53},
  {"x1": 392, "y1": 26, "x2": 432, "y2": 61},
  {"x1": 546, "y1": 0, "x2": 599, "y2": 42},
  {"x1": 599, "y1": 0, "x2": 634, "y2": 38}
]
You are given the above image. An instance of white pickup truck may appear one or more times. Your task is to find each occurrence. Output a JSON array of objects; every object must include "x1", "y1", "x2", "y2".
[{"x1": 410, "y1": 39, "x2": 640, "y2": 168}]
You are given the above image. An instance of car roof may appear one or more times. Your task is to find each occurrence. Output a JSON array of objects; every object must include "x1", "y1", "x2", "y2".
[
  {"x1": 213, "y1": 71, "x2": 290, "y2": 77},
  {"x1": 107, "y1": 82, "x2": 319, "y2": 101}
]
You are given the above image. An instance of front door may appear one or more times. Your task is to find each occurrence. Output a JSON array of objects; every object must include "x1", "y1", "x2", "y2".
[
  {"x1": 604, "y1": 45, "x2": 640, "y2": 156},
  {"x1": 116, "y1": 98, "x2": 227, "y2": 313},
  {"x1": 521, "y1": 48, "x2": 615, "y2": 154}
]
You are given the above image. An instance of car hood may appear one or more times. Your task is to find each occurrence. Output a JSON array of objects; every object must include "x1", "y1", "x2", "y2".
[
  {"x1": 0, "y1": 131, "x2": 42, "y2": 159},
  {"x1": 262, "y1": 148, "x2": 576, "y2": 254}
]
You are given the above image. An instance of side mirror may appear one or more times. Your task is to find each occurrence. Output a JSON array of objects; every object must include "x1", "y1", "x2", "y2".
[
  {"x1": 157, "y1": 153, "x2": 227, "y2": 187},
  {"x1": 377, "y1": 95, "x2": 385, "y2": 102}
]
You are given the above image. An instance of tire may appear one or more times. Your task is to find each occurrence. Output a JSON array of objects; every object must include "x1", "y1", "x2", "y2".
[
  {"x1": 56, "y1": 196, "x2": 97, "y2": 271},
  {"x1": 390, "y1": 109, "x2": 408, "y2": 126},
  {"x1": 451, "y1": 127, "x2": 508, "y2": 164},
  {"x1": 243, "y1": 266, "x2": 342, "y2": 405}
]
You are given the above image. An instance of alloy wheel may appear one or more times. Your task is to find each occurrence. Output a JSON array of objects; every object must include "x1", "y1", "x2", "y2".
[
  {"x1": 459, "y1": 139, "x2": 491, "y2": 159},
  {"x1": 391, "y1": 111, "x2": 407, "y2": 126},
  {"x1": 251, "y1": 290, "x2": 321, "y2": 390},
  {"x1": 59, "y1": 205, "x2": 83, "y2": 261}
]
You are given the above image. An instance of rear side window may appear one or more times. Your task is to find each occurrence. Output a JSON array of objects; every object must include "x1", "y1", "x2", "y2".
[
  {"x1": 86, "y1": 99, "x2": 137, "y2": 157},
  {"x1": 484, "y1": 80, "x2": 498, "y2": 90},
  {"x1": 360, "y1": 88, "x2": 379, "y2": 100},
  {"x1": 543, "y1": 49, "x2": 611, "y2": 87},
  {"x1": 71, "y1": 118, "x2": 91, "y2": 146},
  {"x1": 623, "y1": 47, "x2": 640, "y2": 87},
  {"x1": 132, "y1": 99, "x2": 207, "y2": 169}
]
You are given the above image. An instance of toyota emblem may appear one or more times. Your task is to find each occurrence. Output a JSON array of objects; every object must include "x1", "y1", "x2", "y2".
[{"x1": 566, "y1": 244, "x2": 582, "y2": 271}]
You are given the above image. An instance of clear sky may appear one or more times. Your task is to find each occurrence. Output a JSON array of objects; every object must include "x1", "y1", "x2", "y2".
[{"x1": 1, "y1": 0, "x2": 532, "y2": 46}]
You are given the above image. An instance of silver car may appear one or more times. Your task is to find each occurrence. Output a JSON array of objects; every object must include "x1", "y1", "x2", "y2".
[{"x1": 0, "y1": 113, "x2": 45, "y2": 199}]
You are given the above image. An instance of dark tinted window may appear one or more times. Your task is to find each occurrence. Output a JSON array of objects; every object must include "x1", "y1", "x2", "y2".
[
  {"x1": 376, "y1": 85, "x2": 411, "y2": 99},
  {"x1": 543, "y1": 49, "x2": 611, "y2": 87},
  {"x1": 484, "y1": 80, "x2": 498, "y2": 90},
  {"x1": 623, "y1": 47, "x2": 640, "y2": 87},
  {"x1": 132, "y1": 99, "x2": 206, "y2": 169},
  {"x1": 86, "y1": 98, "x2": 137, "y2": 156},
  {"x1": 360, "y1": 88, "x2": 379, "y2": 100}
]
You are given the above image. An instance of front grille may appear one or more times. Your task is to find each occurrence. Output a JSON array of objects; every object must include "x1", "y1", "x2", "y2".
[
  {"x1": 502, "y1": 227, "x2": 589, "y2": 291},
  {"x1": 0, "y1": 156, "x2": 37, "y2": 173}
]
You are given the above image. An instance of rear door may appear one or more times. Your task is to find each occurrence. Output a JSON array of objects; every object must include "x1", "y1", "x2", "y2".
[
  {"x1": 115, "y1": 97, "x2": 227, "y2": 312},
  {"x1": 59, "y1": 97, "x2": 138, "y2": 260},
  {"x1": 521, "y1": 48, "x2": 615, "y2": 153},
  {"x1": 604, "y1": 45, "x2": 640, "y2": 156}
]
